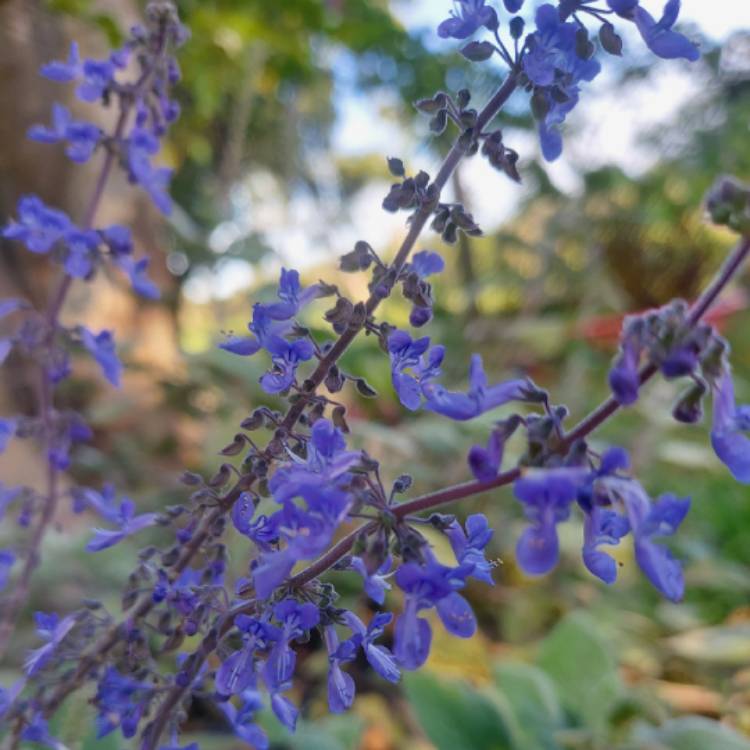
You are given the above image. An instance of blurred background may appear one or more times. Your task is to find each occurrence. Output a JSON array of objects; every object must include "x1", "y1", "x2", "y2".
[{"x1": 2, "y1": 1, "x2": 750, "y2": 748}]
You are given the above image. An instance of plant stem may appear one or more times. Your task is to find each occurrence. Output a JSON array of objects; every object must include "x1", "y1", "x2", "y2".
[{"x1": 139, "y1": 72, "x2": 520, "y2": 750}]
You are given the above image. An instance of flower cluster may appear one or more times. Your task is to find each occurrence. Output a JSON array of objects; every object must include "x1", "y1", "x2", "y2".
[{"x1": 6, "y1": 4, "x2": 748, "y2": 750}]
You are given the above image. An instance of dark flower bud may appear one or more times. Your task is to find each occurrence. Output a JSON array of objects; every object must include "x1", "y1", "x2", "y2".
[
  {"x1": 706, "y1": 176, "x2": 750, "y2": 233},
  {"x1": 456, "y1": 89, "x2": 471, "y2": 110},
  {"x1": 387, "y1": 157, "x2": 405, "y2": 177},
  {"x1": 673, "y1": 380, "x2": 707, "y2": 424},
  {"x1": 460, "y1": 41, "x2": 495, "y2": 62},
  {"x1": 599, "y1": 23, "x2": 623, "y2": 56},
  {"x1": 410, "y1": 305, "x2": 432, "y2": 328},
  {"x1": 393, "y1": 474, "x2": 413, "y2": 493},
  {"x1": 509, "y1": 16, "x2": 525, "y2": 39}
]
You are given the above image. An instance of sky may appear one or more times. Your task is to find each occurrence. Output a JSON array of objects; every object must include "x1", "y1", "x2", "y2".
[{"x1": 184, "y1": 2, "x2": 749, "y2": 304}]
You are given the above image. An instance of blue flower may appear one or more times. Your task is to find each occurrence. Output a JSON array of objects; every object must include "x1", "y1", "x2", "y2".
[
  {"x1": 127, "y1": 128, "x2": 173, "y2": 214},
  {"x1": 324, "y1": 625, "x2": 356, "y2": 713},
  {"x1": 264, "y1": 268, "x2": 322, "y2": 320},
  {"x1": 77, "y1": 58, "x2": 115, "y2": 102},
  {"x1": 0, "y1": 550, "x2": 14, "y2": 590},
  {"x1": 410, "y1": 250, "x2": 445, "y2": 278},
  {"x1": 3, "y1": 195, "x2": 71, "y2": 254},
  {"x1": 349, "y1": 555, "x2": 392, "y2": 604},
  {"x1": 614, "y1": 479, "x2": 690, "y2": 601},
  {"x1": 387, "y1": 330, "x2": 444, "y2": 410},
  {"x1": 94, "y1": 668, "x2": 152, "y2": 739},
  {"x1": 523, "y1": 4, "x2": 601, "y2": 161},
  {"x1": 608, "y1": 0, "x2": 700, "y2": 61},
  {"x1": 264, "y1": 599, "x2": 319, "y2": 688},
  {"x1": 218, "y1": 689, "x2": 269, "y2": 749},
  {"x1": 40, "y1": 41, "x2": 81, "y2": 82},
  {"x1": 468, "y1": 430, "x2": 505, "y2": 482},
  {"x1": 80, "y1": 327, "x2": 122, "y2": 386},
  {"x1": 86, "y1": 498, "x2": 158, "y2": 552},
  {"x1": 28, "y1": 104, "x2": 101, "y2": 163},
  {"x1": 581, "y1": 506, "x2": 630, "y2": 584},
  {"x1": 101, "y1": 224, "x2": 133, "y2": 256},
  {"x1": 64, "y1": 229, "x2": 100, "y2": 278},
  {"x1": 20, "y1": 714, "x2": 63, "y2": 750},
  {"x1": 25, "y1": 611, "x2": 77, "y2": 676},
  {"x1": 259, "y1": 336, "x2": 315, "y2": 394},
  {"x1": 423, "y1": 354, "x2": 533, "y2": 421},
  {"x1": 343, "y1": 611, "x2": 401, "y2": 683},
  {"x1": 118, "y1": 256, "x2": 160, "y2": 299},
  {"x1": 394, "y1": 557, "x2": 476, "y2": 670},
  {"x1": 0, "y1": 418, "x2": 16, "y2": 454},
  {"x1": 513, "y1": 468, "x2": 586, "y2": 575},
  {"x1": 609, "y1": 329, "x2": 642, "y2": 405},
  {"x1": 445, "y1": 513, "x2": 495, "y2": 584},
  {"x1": 437, "y1": 0, "x2": 498, "y2": 40},
  {"x1": 711, "y1": 369, "x2": 750, "y2": 483}
]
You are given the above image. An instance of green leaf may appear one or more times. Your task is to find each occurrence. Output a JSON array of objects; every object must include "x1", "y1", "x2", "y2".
[
  {"x1": 403, "y1": 671, "x2": 516, "y2": 750},
  {"x1": 493, "y1": 662, "x2": 564, "y2": 750},
  {"x1": 536, "y1": 611, "x2": 624, "y2": 735},
  {"x1": 632, "y1": 717, "x2": 750, "y2": 750}
]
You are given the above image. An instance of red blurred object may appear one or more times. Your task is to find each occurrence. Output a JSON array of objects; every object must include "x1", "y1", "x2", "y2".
[{"x1": 576, "y1": 289, "x2": 748, "y2": 348}]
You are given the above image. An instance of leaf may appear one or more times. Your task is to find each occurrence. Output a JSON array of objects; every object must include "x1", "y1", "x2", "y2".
[
  {"x1": 631, "y1": 717, "x2": 750, "y2": 750},
  {"x1": 493, "y1": 662, "x2": 564, "y2": 749},
  {"x1": 668, "y1": 623, "x2": 750, "y2": 666},
  {"x1": 536, "y1": 611, "x2": 624, "y2": 735},
  {"x1": 403, "y1": 671, "x2": 515, "y2": 750}
]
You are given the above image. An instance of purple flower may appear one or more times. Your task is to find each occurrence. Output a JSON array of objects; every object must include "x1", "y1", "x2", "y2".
[
  {"x1": 218, "y1": 689, "x2": 269, "y2": 749},
  {"x1": 445, "y1": 513, "x2": 495, "y2": 584},
  {"x1": 94, "y1": 668, "x2": 153, "y2": 739},
  {"x1": 711, "y1": 369, "x2": 750, "y2": 483},
  {"x1": 394, "y1": 557, "x2": 476, "y2": 670},
  {"x1": 349, "y1": 555, "x2": 392, "y2": 604},
  {"x1": 468, "y1": 430, "x2": 504, "y2": 482},
  {"x1": 523, "y1": 4, "x2": 601, "y2": 161},
  {"x1": 387, "y1": 330, "x2": 444, "y2": 410},
  {"x1": 0, "y1": 298, "x2": 25, "y2": 319},
  {"x1": 3, "y1": 195, "x2": 71, "y2": 254},
  {"x1": 264, "y1": 599, "x2": 320, "y2": 688},
  {"x1": 77, "y1": 58, "x2": 115, "y2": 102},
  {"x1": 324, "y1": 625, "x2": 356, "y2": 713},
  {"x1": 259, "y1": 336, "x2": 315, "y2": 394},
  {"x1": 410, "y1": 250, "x2": 445, "y2": 278},
  {"x1": 0, "y1": 550, "x2": 14, "y2": 590},
  {"x1": 0, "y1": 680, "x2": 24, "y2": 720},
  {"x1": 513, "y1": 468, "x2": 586, "y2": 575},
  {"x1": 21, "y1": 714, "x2": 63, "y2": 750},
  {"x1": 252, "y1": 485, "x2": 350, "y2": 598},
  {"x1": 343, "y1": 611, "x2": 401, "y2": 683},
  {"x1": 127, "y1": 128, "x2": 173, "y2": 214},
  {"x1": 422, "y1": 354, "x2": 532, "y2": 421},
  {"x1": 614, "y1": 479, "x2": 690, "y2": 601},
  {"x1": 264, "y1": 268, "x2": 322, "y2": 320},
  {"x1": 609, "y1": 0, "x2": 700, "y2": 61},
  {"x1": 25, "y1": 611, "x2": 77, "y2": 676},
  {"x1": 40, "y1": 41, "x2": 81, "y2": 82},
  {"x1": 64, "y1": 229, "x2": 100, "y2": 278},
  {"x1": 581, "y1": 506, "x2": 630, "y2": 584},
  {"x1": 437, "y1": 0, "x2": 498, "y2": 40},
  {"x1": 271, "y1": 692, "x2": 299, "y2": 732},
  {"x1": 86, "y1": 498, "x2": 158, "y2": 552},
  {"x1": 609, "y1": 329, "x2": 642, "y2": 405},
  {"x1": 0, "y1": 418, "x2": 16, "y2": 454},
  {"x1": 118, "y1": 256, "x2": 160, "y2": 299},
  {"x1": 102, "y1": 224, "x2": 133, "y2": 256},
  {"x1": 28, "y1": 104, "x2": 101, "y2": 163},
  {"x1": 80, "y1": 327, "x2": 122, "y2": 386}
]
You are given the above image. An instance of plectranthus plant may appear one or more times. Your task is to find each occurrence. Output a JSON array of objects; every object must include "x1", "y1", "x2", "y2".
[{"x1": 3, "y1": 1, "x2": 750, "y2": 749}]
